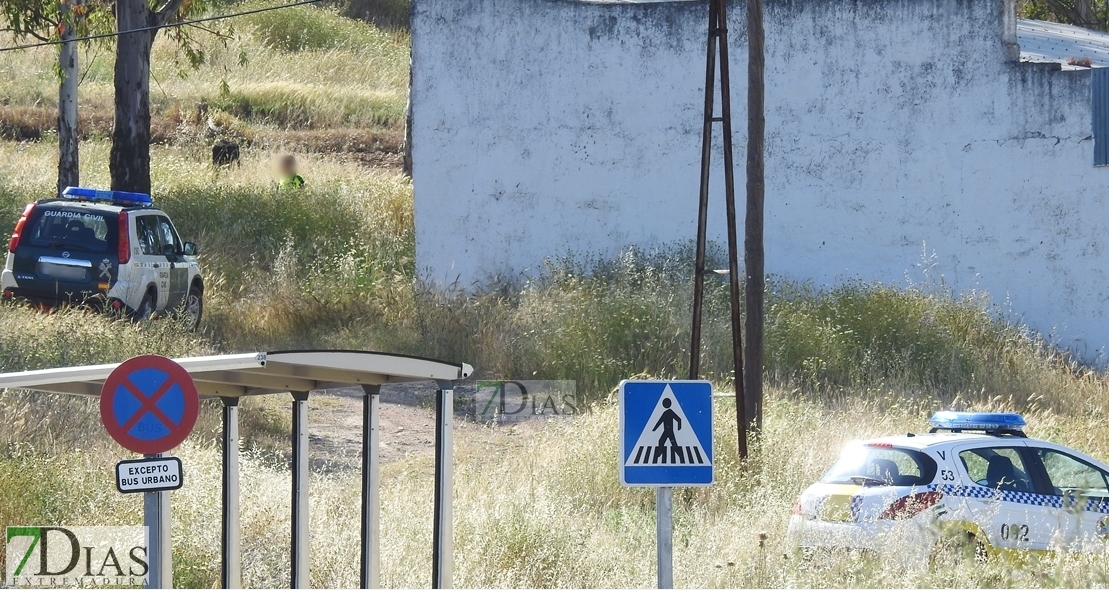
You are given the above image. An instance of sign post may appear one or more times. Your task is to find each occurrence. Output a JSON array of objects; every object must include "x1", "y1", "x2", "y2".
[
  {"x1": 655, "y1": 487, "x2": 673, "y2": 589},
  {"x1": 100, "y1": 355, "x2": 199, "y2": 590},
  {"x1": 619, "y1": 380, "x2": 713, "y2": 589}
]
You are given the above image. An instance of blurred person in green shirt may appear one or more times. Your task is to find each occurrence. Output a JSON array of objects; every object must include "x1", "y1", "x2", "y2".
[{"x1": 279, "y1": 155, "x2": 305, "y2": 189}]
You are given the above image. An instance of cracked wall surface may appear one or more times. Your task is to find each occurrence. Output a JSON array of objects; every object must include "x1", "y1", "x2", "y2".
[{"x1": 412, "y1": 0, "x2": 1109, "y2": 358}]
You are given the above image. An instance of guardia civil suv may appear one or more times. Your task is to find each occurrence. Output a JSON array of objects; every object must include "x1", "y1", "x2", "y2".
[
  {"x1": 2, "y1": 187, "x2": 204, "y2": 328},
  {"x1": 788, "y1": 412, "x2": 1109, "y2": 562}
]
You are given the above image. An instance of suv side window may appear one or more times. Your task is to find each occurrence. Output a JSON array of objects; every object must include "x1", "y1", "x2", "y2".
[
  {"x1": 1036, "y1": 449, "x2": 1109, "y2": 497},
  {"x1": 136, "y1": 215, "x2": 181, "y2": 256},
  {"x1": 959, "y1": 447, "x2": 1035, "y2": 492},
  {"x1": 156, "y1": 217, "x2": 181, "y2": 255},
  {"x1": 136, "y1": 216, "x2": 160, "y2": 256}
]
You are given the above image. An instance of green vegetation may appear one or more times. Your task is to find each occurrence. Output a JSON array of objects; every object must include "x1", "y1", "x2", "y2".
[
  {"x1": 1018, "y1": 0, "x2": 1109, "y2": 32},
  {"x1": 330, "y1": 0, "x2": 410, "y2": 28},
  {"x1": 0, "y1": 3, "x2": 409, "y2": 143},
  {"x1": 245, "y1": 2, "x2": 400, "y2": 51},
  {"x1": 4, "y1": 4, "x2": 1109, "y2": 587}
]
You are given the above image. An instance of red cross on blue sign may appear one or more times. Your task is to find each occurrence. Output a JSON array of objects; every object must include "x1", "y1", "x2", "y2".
[{"x1": 100, "y1": 355, "x2": 199, "y2": 455}]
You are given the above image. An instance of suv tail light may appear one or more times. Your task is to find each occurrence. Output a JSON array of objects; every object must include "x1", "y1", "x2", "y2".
[
  {"x1": 879, "y1": 491, "x2": 943, "y2": 520},
  {"x1": 118, "y1": 212, "x2": 130, "y2": 264},
  {"x1": 8, "y1": 203, "x2": 35, "y2": 252}
]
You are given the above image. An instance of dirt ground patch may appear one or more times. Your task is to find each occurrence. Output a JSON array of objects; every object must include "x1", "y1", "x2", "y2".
[
  {"x1": 306, "y1": 382, "x2": 548, "y2": 472},
  {"x1": 0, "y1": 106, "x2": 404, "y2": 170}
]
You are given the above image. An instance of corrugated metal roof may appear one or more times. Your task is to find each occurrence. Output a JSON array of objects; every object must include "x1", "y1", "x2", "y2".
[
  {"x1": 1018, "y1": 19, "x2": 1109, "y2": 69},
  {"x1": 0, "y1": 350, "x2": 474, "y2": 398}
]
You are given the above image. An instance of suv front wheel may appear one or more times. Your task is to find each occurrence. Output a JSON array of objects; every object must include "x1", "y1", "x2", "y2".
[{"x1": 184, "y1": 285, "x2": 203, "y2": 330}]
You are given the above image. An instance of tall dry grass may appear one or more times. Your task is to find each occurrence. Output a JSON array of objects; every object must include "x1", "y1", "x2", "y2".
[
  {"x1": 3, "y1": 138, "x2": 1109, "y2": 413},
  {"x1": 3, "y1": 7, "x2": 1109, "y2": 582},
  {"x1": 4, "y1": 395, "x2": 1109, "y2": 588}
]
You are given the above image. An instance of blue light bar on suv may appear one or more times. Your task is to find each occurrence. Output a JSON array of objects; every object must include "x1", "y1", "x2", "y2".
[
  {"x1": 61, "y1": 186, "x2": 152, "y2": 207},
  {"x1": 929, "y1": 411, "x2": 1027, "y2": 434}
]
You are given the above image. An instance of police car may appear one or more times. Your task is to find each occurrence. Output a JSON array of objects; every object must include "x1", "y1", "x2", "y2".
[
  {"x1": 788, "y1": 412, "x2": 1109, "y2": 562},
  {"x1": 2, "y1": 187, "x2": 204, "y2": 328}
]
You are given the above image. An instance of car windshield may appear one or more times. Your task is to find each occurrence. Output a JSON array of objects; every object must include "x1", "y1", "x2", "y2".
[
  {"x1": 25, "y1": 207, "x2": 116, "y2": 253},
  {"x1": 821, "y1": 444, "x2": 938, "y2": 487}
]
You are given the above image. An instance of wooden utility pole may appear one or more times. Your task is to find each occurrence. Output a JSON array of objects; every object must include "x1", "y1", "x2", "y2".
[
  {"x1": 744, "y1": 0, "x2": 766, "y2": 432},
  {"x1": 690, "y1": 0, "x2": 746, "y2": 459}
]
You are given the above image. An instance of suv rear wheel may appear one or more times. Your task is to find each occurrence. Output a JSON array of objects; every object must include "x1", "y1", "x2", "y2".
[{"x1": 132, "y1": 288, "x2": 156, "y2": 322}]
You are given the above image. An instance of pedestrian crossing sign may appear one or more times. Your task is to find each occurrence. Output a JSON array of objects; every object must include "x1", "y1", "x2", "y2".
[{"x1": 619, "y1": 380, "x2": 714, "y2": 486}]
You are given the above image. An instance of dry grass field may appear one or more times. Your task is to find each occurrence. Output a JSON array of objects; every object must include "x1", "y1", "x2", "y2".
[{"x1": 2, "y1": 3, "x2": 1109, "y2": 587}]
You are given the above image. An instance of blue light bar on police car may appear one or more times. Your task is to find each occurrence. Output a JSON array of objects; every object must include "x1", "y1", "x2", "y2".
[
  {"x1": 61, "y1": 186, "x2": 152, "y2": 207},
  {"x1": 929, "y1": 411, "x2": 1026, "y2": 432}
]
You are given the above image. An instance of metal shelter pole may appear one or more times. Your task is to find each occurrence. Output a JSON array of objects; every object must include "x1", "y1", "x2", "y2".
[
  {"x1": 144, "y1": 454, "x2": 172, "y2": 589},
  {"x1": 432, "y1": 382, "x2": 454, "y2": 589},
  {"x1": 221, "y1": 397, "x2": 242, "y2": 589},
  {"x1": 690, "y1": 0, "x2": 747, "y2": 459},
  {"x1": 360, "y1": 385, "x2": 381, "y2": 589},
  {"x1": 291, "y1": 392, "x2": 310, "y2": 589}
]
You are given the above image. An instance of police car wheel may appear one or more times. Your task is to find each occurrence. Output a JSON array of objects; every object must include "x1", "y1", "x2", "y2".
[
  {"x1": 132, "y1": 289, "x2": 156, "y2": 322},
  {"x1": 930, "y1": 534, "x2": 987, "y2": 569},
  {"x1": 185, "y1": 286, "x2": 202, "y2": 329}
]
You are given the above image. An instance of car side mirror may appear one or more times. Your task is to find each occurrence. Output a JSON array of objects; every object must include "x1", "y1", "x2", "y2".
[{"x1": 183, "y1": 242, "x2": 199, "y2": 256}]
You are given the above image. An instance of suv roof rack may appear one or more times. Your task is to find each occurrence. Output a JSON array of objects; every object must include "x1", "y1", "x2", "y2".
[{"x1": 927, "y1": 411, "x2": 1027, "y2": 437}]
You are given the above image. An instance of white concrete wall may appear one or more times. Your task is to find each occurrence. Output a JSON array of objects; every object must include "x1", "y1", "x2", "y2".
[{"x1": 411, "y1": 0, "x2": 1109, "y2": 358}]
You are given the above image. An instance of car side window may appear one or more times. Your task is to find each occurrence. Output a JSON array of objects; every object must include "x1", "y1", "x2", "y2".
[
  {"x1": 1036, "y1": 449, "x2": 1109, "y2": 497},
  {"x1": 136, "y1": 216, "x2": 160, "y2": 256},
  {"x1": 820, "y1": 445, "x2": 936, "y2": 486},
  {"x1": 156, "y1": 217, "x2": 181, "y2": 255},
  {"x1": 959, "y1": 447, "x2": 1035, "y2": 492},
  {"x1": 869, "y1": 449, "x2": 925, "y2": 482}
]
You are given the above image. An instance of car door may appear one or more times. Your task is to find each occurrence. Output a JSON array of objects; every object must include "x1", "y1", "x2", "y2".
[
  {"x1": 132, "y1": 214, "x2": 170, "y2": 309},
  {"x1": 153, "y1": 215, "x2": 188, "y2": 311},
  {"x1": 1027, "y1": 445, "x2": 1109, "y2": 551},
  {"x1": 951, "y1": 443, "x2": 1058, "y2": 552}
]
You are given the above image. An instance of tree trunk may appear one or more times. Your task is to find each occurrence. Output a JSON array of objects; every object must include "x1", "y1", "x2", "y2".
[
  {"x1": 110, "y1": 0, "x2": 156, "y2": 194},
  {"x1": 58, "y1": 12, "x2": 80, "y2": 196},
  {"x1": 1076, "y1": 0, "x2": 1097, "y2": 27},
  {"x1": 1081, "y1": 0, "x2": 1098, "y2": 27}
]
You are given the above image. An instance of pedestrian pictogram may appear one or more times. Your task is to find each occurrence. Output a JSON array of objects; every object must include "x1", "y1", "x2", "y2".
[
  {"x1": 625, "y1": 391, "x2": 710, "y2": 466},
  {"x1": 99, "y1": 355, "x2": 199, "y2": 455},
  {"x1": 619, "y1": 380, "x2": 713, "y2": 486}
]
